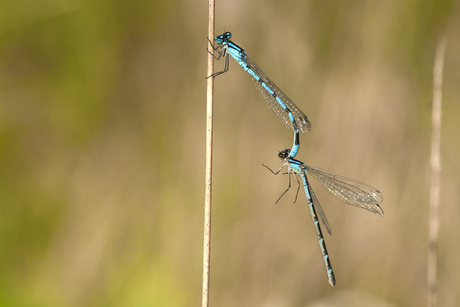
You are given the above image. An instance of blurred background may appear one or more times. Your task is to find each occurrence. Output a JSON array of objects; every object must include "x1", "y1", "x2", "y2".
[{"x1": 0, "y1": 0, "x2": 459, "y2": 306}]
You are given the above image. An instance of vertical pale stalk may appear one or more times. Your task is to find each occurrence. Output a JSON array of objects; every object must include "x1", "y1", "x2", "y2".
[
  {"x1": 428, "y1": 35, "x2": 446, "y2": 307},
  {"x1": 202, "y1": 0, "x2": 215, "y2": 306}
]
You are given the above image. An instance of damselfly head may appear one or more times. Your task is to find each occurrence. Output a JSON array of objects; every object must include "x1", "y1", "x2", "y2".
[
  {"x1": 215, "y1": 32, "x2": 232, "y2": 44},
  {"x1": 278, "y1": 149, "x2": 291, "y2": 160}
]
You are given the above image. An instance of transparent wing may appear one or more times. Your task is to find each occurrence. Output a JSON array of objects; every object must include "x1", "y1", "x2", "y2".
[
  {"x1": 244, "y1": 55, "x2": 311, "y2": 133},
  {"x1": 308, "y1": 183, "x2": 332, "y2": 235},
  {"x1": 305, "y1": 165, "x2": 384, "y2": 217}
]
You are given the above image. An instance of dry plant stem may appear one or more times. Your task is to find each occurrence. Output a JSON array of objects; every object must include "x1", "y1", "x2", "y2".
[
  {"x1": 202, "y1": 0, "x2": 215, "y2": 306},
  {"x1": 428, "y1": 35, "x2": 446, "y2": 307}
]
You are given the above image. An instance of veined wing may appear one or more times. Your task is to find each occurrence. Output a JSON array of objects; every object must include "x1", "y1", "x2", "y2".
[
  {"x1": 305, "y1": 165, "x2": 384, "y2": 217},
  {"x1": 244, "y1": 55, "x2": 311, "y2": 133},
  {"x1": 308, "y1": 182, "x2": 332, "y2": 235}
]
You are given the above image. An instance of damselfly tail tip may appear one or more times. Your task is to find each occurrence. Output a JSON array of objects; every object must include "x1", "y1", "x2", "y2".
[{"x1": 329, "y1": 276, "x2": 336, "y2": 287}]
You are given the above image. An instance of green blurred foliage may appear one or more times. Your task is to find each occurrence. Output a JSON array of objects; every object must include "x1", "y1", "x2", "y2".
[{"x1": 0, "y1": 0, "x2": 459, "y2": 306}]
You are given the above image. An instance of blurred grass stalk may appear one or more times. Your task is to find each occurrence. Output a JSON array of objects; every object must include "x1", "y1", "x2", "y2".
[
  {"x1": 428, "y1": 35, "x2": 446, "y2": 307},
  {"x1": 203, "y1": 0, "x2": 215, "y2": 306}
]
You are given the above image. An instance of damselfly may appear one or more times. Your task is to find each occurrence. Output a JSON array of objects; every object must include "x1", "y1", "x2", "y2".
[
  {"x1": 208, "y1": 32, "x2": 310, "y2": 158},
  {"x1": 263, "y1": 149, "x2": 384, "y2": 286}
]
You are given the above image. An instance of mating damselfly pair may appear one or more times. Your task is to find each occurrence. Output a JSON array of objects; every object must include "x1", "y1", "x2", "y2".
[{"x1": 208, "y1": 31, "x2": 384, "y2": 286}]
